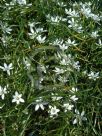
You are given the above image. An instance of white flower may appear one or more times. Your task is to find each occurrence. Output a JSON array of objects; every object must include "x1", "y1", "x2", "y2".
[
  {"x1": 73, "y1": 109, "x2": 87, "y2": 125},
  {"x1": 68, "y1": 18, "x2": 82, "y2": 33},
  {"x1": 4, "y1": 26, "x2": 12, "y2": 34},
  {"x1": 40, "y1": 65, "x2": 47, "y2": 73},
  {"x1": 0, "y1": 86, "x2": 7, "y2": 100},
  {"x1": 1, "y1": 22, "x2": 12, "y2": 34},
  {"x1": 60, "y1": 59, "x2": 67, "y2": 65},
  {"x1": 70, "y1": 95, "x2": 78, "y2": 102},
  {"x1": 51, "y1": 93, "x2": 62, "y2": 101},
  {"x1": 70, "y1": 87, "x2": 78, "y2": 93},
  {"x1": 72, "y1": 61, "x2": 80, "y2": 70},
  {"x1": 57, "y1": 1, "x2": 66, "y2": 7},
  {"x1": 28, "y1": 22, "x2": 35, "y2": 28},
  {"x1": 5, "y1": 1, "x2": 16, "y2": 7},
  {"x1": 1, "y1": 36, "x2": 8, "y2": 46},
  {"x1": 36, "y1": 28, "x2": 47, "y2": 33},
  {"x1": 12, "y1": 91, "x2": 25, "y2": 105},
  {"x1": 88, "y1": 71, "x2": 99, "y2": 80},
  {"x1": 36, "y1": 35, "x2": 46, "y2": 43},
  {"x1": 50, "y1": 39, "x2": 63, "y2": 46},
  {"x1": 28, "y1": 22, "x2": 46, "y2": 38},
  {"x1": 68, "y1": 18, "x2": 76, "y2": 28},
  {"x1": 53, "y1": 67, "x2": 65, "y2": 75},
  {"x1": 0, "y1": 63, "x2": 13, "y2": 75},
  {"x1": 65, "y1": 38, "x2": 77, "y2": 46},
  {"x1": 65, "y1": 8, "x2": 79, "y2": 17},
  {"x1": 35, "y1": 97, "x2": 45, "y2": 111},
  {"x1": 58, "y1": 44, "x2": 68, "y2": 51},
  {"x1": 60, "y1": 54, "x2": 72, "y2": 66},
  {"x1": 16, "y1": 0, "x2": 26, "y2": 5},
  {"x1": 80, "y1": 6, "x2": 92, "y2": 18},
  {"x1": 28, "y1": 21, "x2": 40, "y2": 28},
  {"x1": 23, "y1": 57, "x2": 31, "y2": 70},
  {"x1": 91, "y1": 14, "x2": 100, "y2": 22},
  {"x1": 28, "y1": 28, "x2": 37, "y2": 39},
  {"x1": 46, "y1": 15, "x2": 66, "y2": 24},
  {"x1": 48, "y1": 105, "x2": 60, "y2": 117},
  {"x1": 63, "y1": 103, "x2": 74, "y2": 112},
  {"x1": 58, "y1": 76, "x2": 68, "y2": 83},
  {"x1": 91, "y1": 31, "x2": 99, "y2": 38},
  {"x1": 83, "y1": 2, "x2": 92, "y2": 6},
  {"x1": 82, "y1": 70, "x2": 87, "y2": 75}
]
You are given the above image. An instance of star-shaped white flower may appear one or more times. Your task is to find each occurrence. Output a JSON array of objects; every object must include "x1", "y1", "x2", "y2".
[
  {"x1": 0, "y1": 86, "x2": 7, "y2": 100},
  {"x1": 65, "y1": 38, "x2": 77, "y2": 46},
  {"x1": 65, "y1": 8, "x2": 79, "y2": 17},
  {"x1": 48, "y1": 105, "x2": 60, "y2": 118},
  {"x1": 88, "y1": 71, "x2": 99, "y2": 80},
  {"x1": 51, "y1": 93, "x2": 62, "y2": 101},
  {"x1": 59, "y1": 44, "x2": 68, "y2": 51},
  {"x1": 17, "y1": 0, "x2": 26, "y2": 5},
  {"x1": 35, "y1": 97, "x2": 45, "y2": 111},
  {"x1": 70, "y1": 95, "x2": 78, "y2": 102},
  {"x1": 63, "y1": 103, "x2": 74, "y2": 112},
  {"x1": 50, "y1": 39, "x2": 63, "y2": 46},
  {"x1": 46, "y1": 15, "x2": 66, "y2": 24},
  {"x1": 0, "y1": 63, "x2": 13, "y2": 75},
  {"x1": 53, "y1": 67, "x2": 65, "y2": 75},
  {"x1": 12, "y1": 91, "x2": 25, "y2": 105},
  {"x1": 73, "y1": 109, "x2": 87, "y2": 125},
  {"x1": 58, "y1": 76, "x2": 68, "y2": 83},
  {"x1": 91, "y1": 31, "x2": 99, "y2": 38},
  {"x1": 80, "y1": 6, "x2": 92, "y2": 18},
  {"x1": 36, "y1": 35, "x2": 46, "y2": 44},
  {"x1": 68, "y1": 18, "x2": 83, "y2": 33},
  {"x1": 70, "y1": 87, "x2": 78, "y2": 93}
]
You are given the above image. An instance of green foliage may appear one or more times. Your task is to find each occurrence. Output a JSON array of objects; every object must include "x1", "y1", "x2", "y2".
[{"x1": 0, "y1": 0, "x2": 102, "y2": 136}]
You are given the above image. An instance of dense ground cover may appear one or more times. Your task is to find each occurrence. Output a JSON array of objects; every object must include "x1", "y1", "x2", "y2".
[{"x1": 0, "y1": 0, "x2": 102, "y2": 135}]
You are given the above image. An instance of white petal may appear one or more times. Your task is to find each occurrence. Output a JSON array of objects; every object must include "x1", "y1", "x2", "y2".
[
  {"x1": 3, "y1": 87, "x2": 7, "y2": 92},
  {"x1": 0, "y1": 66, "x2": 4, "y2": 70},
  {"x1": 16, "y1": 100, "x2": 20, "y2": 105},
  {"x1": 12, "y1": 99, "x2": 16, "y2": 103},
  {"x1": 56, "y1": 109, "x2": 60, "y2": 112},
  {"x1": 73, "y1": 118, "x2": 77, "y2": 124},
  {"x1": 35, "y1": 104, "x2": 39, "y2": 111},
  {"x1": 15, "y1": 91, "x2": 19, "y2": 96},
  {"x1": 20, "y1": 98, "x2": 24, "y2": 103},
  {"x1": 19, "y1": 94, "x2": 22, "y2": 98},
  {"x1": 9, "y1": 63, "x2": 12, "y2": 66},
  {"x1": 9, "y1": 63, "x2": 12, "y2": 67},
  {"x1": 40, "y1": 104, "x2": 44, "y2": 110},
  {"x1": 7, "y1": 70, "x2": 10, "y2": 75},
  {"x1": 1, "y1": 94, "x2": 4, "y2": 100},
  {"x1": 49, "y1": 105, "x2": 52, "y2": 109},
  {"x1": 4, "y1": 63, "x2": 7, "y2": 68},
  {"x1": 81, "y1": 111, "x2": 85, "y2": 116},
  {"x1": 30, "y1": 27, "x2": 34, "y2": 33},
  {"x1": 75, "y1": 109, "x2": 80, "y2": 114},
  {"x1": 82, "y1": 117, "x2": 87, "y2": 121}
]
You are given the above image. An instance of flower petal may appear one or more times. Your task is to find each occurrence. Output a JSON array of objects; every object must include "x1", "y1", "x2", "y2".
[
  {"x1": 35, "y1": 104, "x2": 39, "y2": 111},
  {"x1": 73, "y1": 118, "x2": 77, "y2": 124}
]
